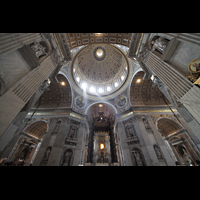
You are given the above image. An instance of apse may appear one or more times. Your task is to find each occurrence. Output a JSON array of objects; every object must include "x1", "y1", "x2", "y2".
[
  {"x1": 86, "y1": 102, "x2": 117, "y2": 119},
  {"x1": 86, "y1": 102, "x2": 118, "y2": 165}
]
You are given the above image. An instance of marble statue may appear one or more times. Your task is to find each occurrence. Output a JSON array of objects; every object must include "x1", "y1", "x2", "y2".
[
  {"x1": 43, "y1": 147, "x2": 51, "y2": 161},
  {"x1": 68, "y1": 125, "x2": 77, "y2": 138},
  {"x1": 182, "y1": 149, "x2": 192, "y2": 166},
  {"x1": 31, "y1": 42, "x2": 47, "y2": 58},
  {"x1": 142, "y1": 117, "x2": 151, "y2": 130},
  {"x1": 134, "y1": 151, "x2": 144, "y2": 166},
  {"x1": 53, "y1": 120, "x2": 61, "y2": 132},
  {"x1": 39, "y1": 80, "x2": 50, "y2": 93},
  {"x1": 152, "y1": 37, "x2": 168, "y2": 53},
  {"x1": 63, "y1": 150, "x2": 73, "y2": 166},
  {"x1": 128, "y1": 127, "x2": 135, "y2": 137},
  {"x1": 154, "y1": 145, "x2": 163, "y2": 159}
]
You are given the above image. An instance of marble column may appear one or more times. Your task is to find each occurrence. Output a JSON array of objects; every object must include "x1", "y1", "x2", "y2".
[
  {"x1": 0, "y1": 119, "x2": 28, "y2": 159},
  {"x1": 177, "y1": 114, "x2": 200, "y2": 149},
  {"x1": 147, "y1": 116, "x2": 175, "y2": 166},
  {"x1": 72, "y1": 123, "x2": 87, "y2": 166},
  {"x1": 0, "y1": 33, "x2": 42, "y2": 56},
  {"x1": 133, "y1": 115, "x2": 158, "y2": 166},
  {"x1": 0, "y1": 56, "x2": 55, "y2": 138},
  {"x1": 135, "y1": 115, "x2": 160, "y2": 166},
  {"x1": 143, "y1": 50, "x2": 200, "y2": 131},
  {"x1": 0, "y1": 83, "x2": 49, "y2": 154}
]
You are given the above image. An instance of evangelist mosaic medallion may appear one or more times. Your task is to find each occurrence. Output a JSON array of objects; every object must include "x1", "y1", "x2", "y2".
[
  {"x1": 75, "y1": 96, "x2": 86, "y2": 109},
  {"x1": 116, "y1": 96, "x2": 127, "y2": 108}
]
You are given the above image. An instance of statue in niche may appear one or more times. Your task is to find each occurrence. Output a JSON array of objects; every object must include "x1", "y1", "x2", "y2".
[
  {"x1": 142, "y1": 117, "x2": 151, "y2": 130},
  {"x1": 68, "y1": 124, "x2": 77, "y2": 138},
  {"x1": 31, "y1": 42, "x2": 47, "y2": 58},
  {"x1": 62, "y1": 149, "x2": 73, "y2": 166},
  {"x1": 53, "y1": 120, "x2": 61, "y2": 132},
  {"x1": 39, "y1": 80, "x2": 50, "y2": 93},
  {"x1": 19, "y1": 147, "x2": 29, "y2": 161},
  {"x1": 152, "y1": 37, "x2": 168, "y2": 53},
  {"x1": 182, "y1": 148, "x2": 192, "y2": 166},
  {"x1": 134, "y1": 151, "x2": 144, "y2": 166},
  {"x1": 43, "y1": 146, "x2": 51, "y2": 162},
  {"x1": 127, "y1": 127, "x2": 135, "y2": 137},
  {"x1": 153, "y1": 145, "x2": 163, "y2": 160}
]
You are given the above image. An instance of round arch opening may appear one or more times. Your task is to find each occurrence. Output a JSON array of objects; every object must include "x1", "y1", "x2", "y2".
[{"x1": 157, "y1": 117, "x2": 183, "y2": 138}]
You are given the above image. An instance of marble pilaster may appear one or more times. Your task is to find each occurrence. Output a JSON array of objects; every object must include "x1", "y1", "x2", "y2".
[
  {"x1": 33, "y1": 117, "x2": 57, "y2": 166},
  {"x1": 147, "y1": 116, "x2": 175, "y2": 166},
  {"x1": 116, "y1": 122, "x2": 133, "y2": 166},
  {"x1": 72, "y1": 123, "x2": 87, "y2": 166},
  {"x1": 47, "y1": 117, "x2": 70, "y2": 166},
  {"x1": 0, "y1": 33, "x2": 42, "y2": 56}
]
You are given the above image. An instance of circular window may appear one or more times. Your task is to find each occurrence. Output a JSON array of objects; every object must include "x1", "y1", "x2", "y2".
[
  {"x1": 93, "y1": 46, "x2": 106, "y2": 61},
  {"x1": 96, "y1": 49, "x2": 104, "y2": 58}
]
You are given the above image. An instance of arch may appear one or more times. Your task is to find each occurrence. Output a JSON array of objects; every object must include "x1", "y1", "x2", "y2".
[
  {"x1": 23, "y1": 120, "x2": 48, "y2": 140},
  {"x1": 26, "y1": 137, "x2": 39, "y2": 144},
  {"x1": 129, "y1": 71, "x2": 169, "y2": 106},
  {"x1": 35, "y1": 73, "x2": 72, "y2": 109},
  {"x1": 85, "y1": 101, "x2": 118, "y2": 115},
  {"x1": 156, "y1": 117, "x2": 183, "y2": 138}
]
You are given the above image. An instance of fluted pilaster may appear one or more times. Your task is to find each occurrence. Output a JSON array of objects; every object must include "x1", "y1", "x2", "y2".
[
  {"x1": 0, "y1": 33, "x2": 42, "y2": 56},
  {"x1": 0, "y1": 56, "x2": 55, "y2": 137}
]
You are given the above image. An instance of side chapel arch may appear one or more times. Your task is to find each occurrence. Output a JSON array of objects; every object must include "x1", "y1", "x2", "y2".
[
  {"x1": 23, "y1": 120, "x2": 48, "y2": 140},
  {"x1": 156, "y1": 117, "x2": 200, "y2": 165}
]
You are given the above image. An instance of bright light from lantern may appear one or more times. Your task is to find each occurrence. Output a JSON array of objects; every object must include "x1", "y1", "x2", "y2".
[
  {"x1": 121, "y1": 75, "x2": 125, "y2": 81},
  {"x1": 96, "y1": 49, "x2": 103, "y2": 57},
  {"x1": 136, "y1": 79, "x2": 141, "y2": 83},
  {"x1": 76, "y1": 77, "x2": 80, "y2": 82},
  {"x1": 115, "y1": 82, "x2": 118, "y2": 87}
]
